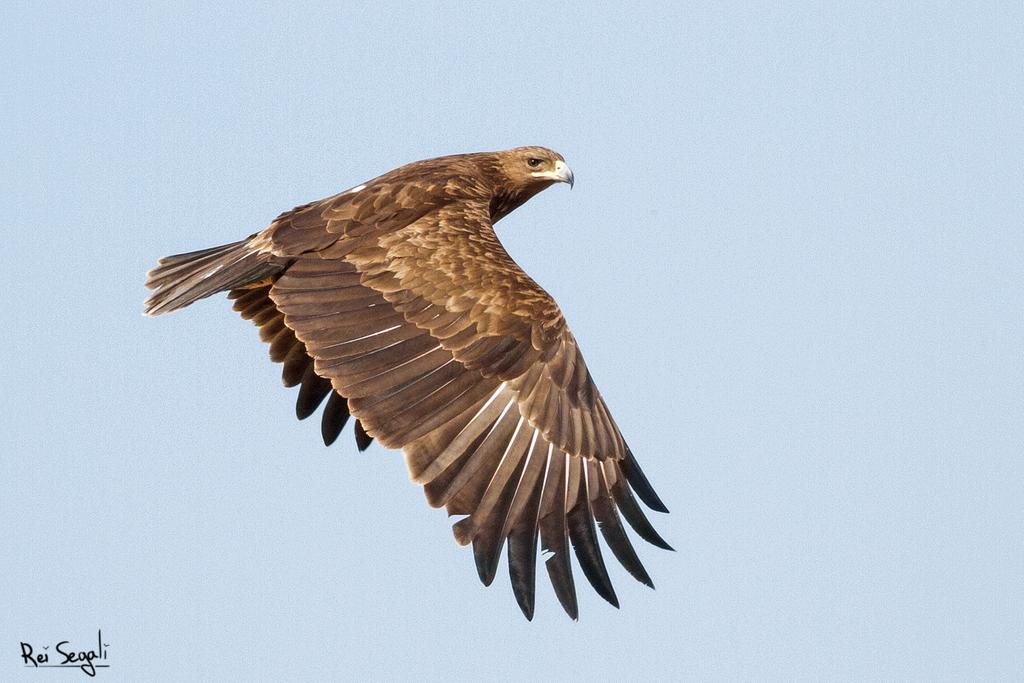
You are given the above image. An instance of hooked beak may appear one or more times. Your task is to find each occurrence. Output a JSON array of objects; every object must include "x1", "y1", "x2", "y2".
[
  {"x1": 532, "y1": 160, "x2": 575, "y2": 188},
  {"x1": 555, "y1": 159, "x2": 575, "y2": 188}
]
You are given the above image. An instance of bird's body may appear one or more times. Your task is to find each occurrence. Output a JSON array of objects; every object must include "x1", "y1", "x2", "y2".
[{"x1": 145, "y1": 146, "x2": 670, "y2": 619}]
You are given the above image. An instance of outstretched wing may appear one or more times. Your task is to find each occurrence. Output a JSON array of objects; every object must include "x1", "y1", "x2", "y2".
[{"x1": 264, "y1": 194, "x2": 670, "y2": 619}]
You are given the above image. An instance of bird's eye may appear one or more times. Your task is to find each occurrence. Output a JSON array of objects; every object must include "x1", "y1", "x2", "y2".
[{"x1": 527, "y1": 158, "x2": 543, "y2": 168}]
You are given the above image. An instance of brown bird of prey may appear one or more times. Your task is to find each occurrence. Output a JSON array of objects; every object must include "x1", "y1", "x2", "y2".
[{"x1": 144, "y1": 146, "x2": 670, "y2": 619}]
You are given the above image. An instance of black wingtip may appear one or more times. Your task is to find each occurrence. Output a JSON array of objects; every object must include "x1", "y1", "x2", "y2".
[
  {"x1": 623, "y1": 447, "x2": 669, "y2": 513},
  {"x1": 561, "y1": 593, "x2": 577, "y2": 622},
  {"x1": 591, "y1": 477, "x2": 657, "y2": 589},
  {"x1": 640, "y1": 526, "x2": 674, "y2": 552},
  {"x1": 296, "y1": 366, "x2": 332, "y2": 421},
  {"x1": 541, "y1": 520, "x2": 579, "y2": 621},
  {"x1": 610, "y1": 475, "x2": 674, "y2": 551},
  {"x1": 515, "y1": 596, "x2": 535, "y2": 621},
  {"x1": 508, "y1": 528, "x2": 541, "y2": 622},
  {"x1": 567, "y1": 499, "x2": 619, "y2": 609},
  {"x1": 474, "y1": 549, "x2": 499, "y2": 587},
  {"x1": 320, "y1": 392, "x2": 349, "y2": 446},
  {"x1": 354, "y1": 419, "x2": 373, "y2": 451}
]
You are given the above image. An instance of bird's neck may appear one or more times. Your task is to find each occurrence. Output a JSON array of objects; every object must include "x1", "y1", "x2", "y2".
[{"x1": 489, "y1": 184, "x2": 550, "y2": 224}]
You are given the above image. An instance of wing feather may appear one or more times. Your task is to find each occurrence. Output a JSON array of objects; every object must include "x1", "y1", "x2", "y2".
[
  {"x1": 321, "y1": 391, "x2": 351, "y2": 446},
  {"x1": 413, "y1": 383, "x2": 513, "y2": 485},
  {"x1": 461, "y1": 419, "x2": 533, "y2": 585},
  {"x1": 538, "y1": 451, "x2": 579, "y2": 618},
  {"x1": 505, "y1": 436, "x2": 549, "y2": 620},
  {"x1": 566, "y1": 463, "x2": 619, "y2": 608},
  {"x1": 605, "y1": 461, "x2": 674, "y2": 551},
  {"x1": 295, "y1": 363, "x2": 332, "y2": 419},
  {"x1": 590, "y1": 460, "x2": 654, "y2": 588},
  {"x1": 440, "y1": 398, "x2": 521, "y2": 517}
]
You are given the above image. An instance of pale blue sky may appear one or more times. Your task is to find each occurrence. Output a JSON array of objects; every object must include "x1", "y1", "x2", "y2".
[{"x1": 3, "y1": 2, "x2": 1022, "y2": 681}]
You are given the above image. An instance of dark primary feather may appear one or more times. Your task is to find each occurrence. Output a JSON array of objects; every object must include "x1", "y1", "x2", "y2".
[
  {"x1": 622, "y1": 447, "x2": 670, "y2": 513},
  {"x1": 296, "y1": 365, "x2": 332, "y2": 419},
  {"x1": 507, "y1": 508, "x2": 543, "y2": 619},
  {"x1": 354, "y1": 420, "x2": 373, "y2": 451},
  {"x1": 538, "y1": 453, "x2": 579, "y2": 619},
  {"x1": 320, "y1": 391, "x2": 350, "y2": 446},
  {"x1": 566, "y1": 472, "x2": 619, "y2": 608},
  {"x1": 505, "y1": 436, "x2": 548, "y2": 620},
  {"x1": 144, "y1": 147, "x2": 671, "y2": 619},
  {"x1": 590, "y1": 461, "x2": 654, "y2": 588},
  {"x1": 608, "y1": 465, "x2": 675, "y2": 551}
]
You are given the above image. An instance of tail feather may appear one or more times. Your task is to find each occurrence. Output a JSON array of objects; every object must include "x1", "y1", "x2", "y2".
[{"x1": 144, "y1": 237, "x2": 284, "y2": 316}]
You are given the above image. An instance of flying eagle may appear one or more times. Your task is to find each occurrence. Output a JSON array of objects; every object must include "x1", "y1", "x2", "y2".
[{"x1": 144, "y1": 146, "x2": 671, "y2": 619}]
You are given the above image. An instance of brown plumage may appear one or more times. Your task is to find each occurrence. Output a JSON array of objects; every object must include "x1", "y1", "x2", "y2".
[{"x1": 144, "y1": 146, "x2": 670, "y2": 619}]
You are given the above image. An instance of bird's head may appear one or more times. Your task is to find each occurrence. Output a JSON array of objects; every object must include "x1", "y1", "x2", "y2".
[
  {"x1": 485, "y1": 146, "x2": 574, "y2": 222},
  {"x1": 494, "y1": 146, "x2": 574, "y2": 191}
]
